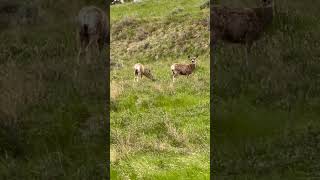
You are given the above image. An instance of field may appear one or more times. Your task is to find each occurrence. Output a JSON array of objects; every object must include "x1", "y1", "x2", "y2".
[
  {"x1": 0, "y1": 0, "x2": 107, "y2": 179},
  {"x1": 110, "y1": 0, "x2": 210, "y2": 179},
  {"x1": 212, "y1": 0, "x2": 320, "y2": 178},
  {"x1": 1, "y1": 0, "x2": 319, "y2": 179}
]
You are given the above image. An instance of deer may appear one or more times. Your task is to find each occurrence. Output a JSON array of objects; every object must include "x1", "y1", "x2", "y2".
[
  {"x1": 171, "y1": 55, "x2": 198, "y2": 82},
  {"x1": 111, "y1": 0, "x2": 124, "y2": 5},
  {"x1": 211, "y1": 0, "x2": 274, "y2": 66},
  {"x1": 111, "y1": 0, "x2": 141, "y2": 5},
  {"x1": 134, "y1": 63, "x2": 156, "y2": 82},
  {"x1": 77, "y1": 6, "x2": 108, "y2": 63}
]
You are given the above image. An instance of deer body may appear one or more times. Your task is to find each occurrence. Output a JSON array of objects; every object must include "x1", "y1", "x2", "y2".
[
  {"x1": 211, "y1": 0, "x2": 273, "y2": 65},
  {"x1": 77, "y1": 6, "x2": 108, "y2": 62},
  {"x1": 111, "y1": 0, "x2": 124, "y2": 5},
  {"x1": 171, "y1": 56, "x2": 198, "y2": 82},
  {"x1": 134, "y1": 63, "x2": 155, "y2": 82},
  {"x1": 212, "y1": 6, "x2": 273, "y2": 44}
]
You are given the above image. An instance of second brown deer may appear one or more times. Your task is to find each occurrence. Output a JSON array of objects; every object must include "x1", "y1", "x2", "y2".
[
  {"x1": 211, "y1": 0, "x2": 274, "y2": 66},
  {"x1": 171, "y1": 55, "x2": 198, "y2": 82}
]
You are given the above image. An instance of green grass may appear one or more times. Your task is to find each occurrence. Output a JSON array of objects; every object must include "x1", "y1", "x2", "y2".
[
  {"x1": 111, "y1": 0, "x2": 210, "y2": 179},
  {"x1": 213, "y1": 0, "x2": 320, "y2": 178},
  {"x1": 3, "y1": 0, "x2": 319, "y2": 178},
  {"x1": 0, "y1": 0, "x2": 107, "y2": 179},
  {"x1": 111, "y1": 0, "x2": 206, "y2": 21}
]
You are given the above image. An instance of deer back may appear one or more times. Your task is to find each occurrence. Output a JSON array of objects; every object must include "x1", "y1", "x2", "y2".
[
  {"x1": 212, "y1": 6, "x2": 266, "y2": 43},
  {"x1": 78, "y1": 6, "x2": 105, "y2": 36},
  {"x1": 174, "y1": 64, "x2": 194, "y2": 75}
]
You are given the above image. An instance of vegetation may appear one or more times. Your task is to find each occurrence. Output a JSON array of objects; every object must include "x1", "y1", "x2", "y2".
[
  {"x1": 0, "y1": 0, "x2": 107, "y2": 179},
  {"x1": 2, "y1": 0, "x2": 318, "y2": 178},
  {"x1": 110, "y1": 0, "x2": 210, "y2": 179},
  {"x1": 213, "y1": 0, "x2": 320, "y2": 178}
]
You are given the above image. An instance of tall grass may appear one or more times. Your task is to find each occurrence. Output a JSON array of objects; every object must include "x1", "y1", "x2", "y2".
[
  {"x1": 111, "y1": 0, "x2": 210, "y2": 179},
  {"x1": 0, "y1": 0, "x2": 107, "y2": 179},
  {"x1": 212, "y1": 0, "x2": 320, "y2": 178}
]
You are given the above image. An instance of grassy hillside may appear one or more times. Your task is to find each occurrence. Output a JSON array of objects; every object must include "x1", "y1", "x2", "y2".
[
  {"x1": 0, "y1": 0, "x2": 107, "y2": 179},
  {"x1": 212, "y1": 0, "x2": 320, "y2": 178},
  {"x1": 110, "y1": 0, "x2": 210, "y2": 179}
]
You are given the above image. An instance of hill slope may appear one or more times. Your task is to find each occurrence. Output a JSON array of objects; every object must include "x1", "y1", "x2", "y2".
[
  {"x1": 212, "y1": 0, "x2": 320, "y2": 178},
  {"x1": 0, "y1": 0, "x2": 107, "y2": 179},
  {"x1": 110, "y1": 0, "x2": 210, "y2": 179}
]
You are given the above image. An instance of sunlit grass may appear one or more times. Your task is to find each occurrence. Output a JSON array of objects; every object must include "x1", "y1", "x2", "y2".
[{"x1": 111, "y1": 0, "x2": 210, "y2": 179}]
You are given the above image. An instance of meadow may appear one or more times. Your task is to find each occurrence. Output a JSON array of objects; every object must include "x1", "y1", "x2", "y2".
[
  {"x1": 212, "y1": 0, "x2": 320, "y2": 178},
  {"x1": 1, "y1": 0, "x2": 319, "y2": 179},
  {"x1": 0, "y1": 0, "x2": 108, "y2": 179},
  {"x1": 110, "y1": 0, "x2": 210, "y2": 179}
]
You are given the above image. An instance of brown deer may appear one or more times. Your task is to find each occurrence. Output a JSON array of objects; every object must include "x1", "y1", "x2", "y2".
[
  {"x1": 211, "y1": 0, "x2": 274, "y2": 66},
  {"x1": 77, "y1": 6, "x2": 108, "y2": 63},
  {"x1": 134, "y1": 63, "x2": 156, "y2": 82},
  {"x1": 111, "y1": 0, "x2": 124, "y2": 5},
  {"x1": 171, "y1": 55, "x2": 198, "y2": 82}
]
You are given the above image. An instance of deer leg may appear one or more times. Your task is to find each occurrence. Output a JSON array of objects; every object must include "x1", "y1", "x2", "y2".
[
  {"x1": 77, "y1": 32, "x2": 82, "y2": 64},
  {"x1": 85, "y1": 38, "x2": 94, "y2": 52},
  {"x1": 134, "y1": 69, "x2": 139, "y2": 82},
  {"x1": 77, "y1": 34, "x2": 87, "y2": 64},
  {"x1": 77, "y1": 46, "x2": 83, "y2": 64},
  {"x1": 135, "y1": 72, "x2": 141, "y2": 82},
  {"x1": 81, "y1": 37, "x2": 92, "y2": 64},
  {"x1": 85, "y1": 37, "x2": 97, "y2": 63},
  {"x1": 172, "y1": 71, "x2": 175, "y2": 82},
  {"x1": 172, "y1": 73, "x2": 177, "y2": 82},
  {"x1": 91, "y1": 35, "x2": 101, "y2": 60},
  {"x1": 77, "y1": 36, "x2": 87, "y2": 64},
  {"x1": 94, "y1": 39, "x2": 100, "y2": 57},
  {"x1": 137, "y1": 72, "x2": 142, "y2": 82}
]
